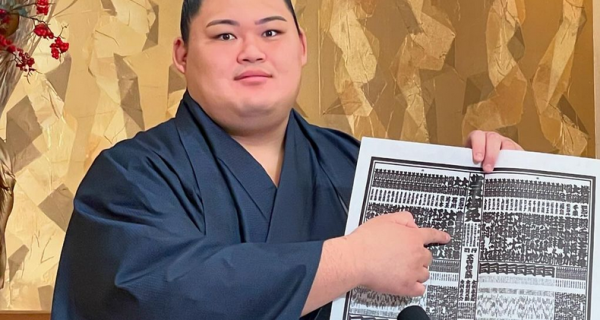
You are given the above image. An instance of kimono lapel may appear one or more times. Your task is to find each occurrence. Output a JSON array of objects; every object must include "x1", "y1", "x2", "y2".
[
  {"x1": 173, "y1": 92, "x2": 359, "y2": 245},
  {"x1": 266, "y1": 114, "x2": 316, "y2": 242},
  {"x1": 267, "y1": 111, "x2": 354, "y2": 243},
  {"x1": 174, "y1": 93, "x2": 278, "y2": 242}
]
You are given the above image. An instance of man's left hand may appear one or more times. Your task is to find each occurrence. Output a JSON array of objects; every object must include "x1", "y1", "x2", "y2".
[{"x1": 465, "y1": 130, "x2": 524, "y2": 173}]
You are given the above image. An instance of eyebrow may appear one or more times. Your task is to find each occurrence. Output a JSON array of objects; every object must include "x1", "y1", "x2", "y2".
[
  {"x1": 206, "y1": 16, "x2": 288, "y2": 28},
  {"x1": 256, "y1": 16, "x2": 287, "y2": 25}
]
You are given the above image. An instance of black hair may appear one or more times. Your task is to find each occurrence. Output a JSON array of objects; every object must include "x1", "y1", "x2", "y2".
[{"x1": 180, "y1": 0, "x2": 300, "y2": 43}]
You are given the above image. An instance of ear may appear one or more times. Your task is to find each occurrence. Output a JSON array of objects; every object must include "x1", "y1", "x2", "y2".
[
  {"x1": 173, "y1": 37, "x2": 188, "y2": 73},
  {"x1": 298, "y1": 27, "x2": 308, "y2": 66}
]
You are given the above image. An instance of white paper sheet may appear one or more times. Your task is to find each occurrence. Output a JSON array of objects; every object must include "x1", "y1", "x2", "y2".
[{"x1": 330, "y1": 137, "x2": 600, "y2": 320}]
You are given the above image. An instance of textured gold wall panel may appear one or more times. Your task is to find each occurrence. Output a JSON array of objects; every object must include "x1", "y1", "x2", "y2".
[{"x1": 0, "y1": 0, "x2": 595, "y2": 311}]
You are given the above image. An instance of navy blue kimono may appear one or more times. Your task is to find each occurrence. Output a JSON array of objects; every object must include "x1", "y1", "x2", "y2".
[{"x1": 51, "y1": 92, "x2": 359, "y2": 319}]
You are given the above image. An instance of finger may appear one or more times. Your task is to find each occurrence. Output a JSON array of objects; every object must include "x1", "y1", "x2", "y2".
[
  {"x1": 417, "y1": 267, "x2": 430, "y2": 283},
  {"x1": 464, "y1": 130, "x2": 476, "y2": 148},
  {"x1": 501, "y1": 138, "x2": 524, "y2": 151},
  {"x1": 483, "y1": 132, "x2": 502, "y2": 173},
  {"x1": 423, "y1": 248, "x2": 433, "y2": 267},
  {"x1": 408, "y1": 282, "x2": 426, "y2": 297},
  {"x1": 465, "y1": 130, "x2": 485, "y2": 163},
  {"x1": 420, "y1": 228, "x2": 451, "y2": 245},
  {"x1": 392, "y1": 211, "x2": 418, "y2": 228}
]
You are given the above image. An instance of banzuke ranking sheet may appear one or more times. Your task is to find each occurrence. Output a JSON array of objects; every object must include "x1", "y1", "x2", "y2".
[{"x1": 330, "y1": 138, "x2": 600, "y2": 320}]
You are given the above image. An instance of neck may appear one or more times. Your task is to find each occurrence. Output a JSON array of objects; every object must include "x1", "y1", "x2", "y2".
[{"x1": 229, "y1": 116, "x2": 289, "y2": 187}]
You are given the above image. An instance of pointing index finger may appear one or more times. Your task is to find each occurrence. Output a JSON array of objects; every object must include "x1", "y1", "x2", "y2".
[{"x1": 420, "y1": 228, "x2": 451, "y2": 245}]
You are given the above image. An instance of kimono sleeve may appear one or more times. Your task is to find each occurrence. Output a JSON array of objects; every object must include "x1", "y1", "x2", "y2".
[{"x1": 51, "y1": 145, "x2": 324, "y2": 320}]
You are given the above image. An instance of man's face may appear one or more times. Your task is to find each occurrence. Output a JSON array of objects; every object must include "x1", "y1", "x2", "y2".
[{"x1": 174, "y1": 0, "x2": 307, "y2": 135}]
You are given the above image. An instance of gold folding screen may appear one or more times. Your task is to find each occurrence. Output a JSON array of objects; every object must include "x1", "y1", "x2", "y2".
[
  {"x1": 295, "y1": 0, "x2": 595, "y2": 156},
  {"x1": 0, "y1": 0, "x2": 595, "y2": 311}
]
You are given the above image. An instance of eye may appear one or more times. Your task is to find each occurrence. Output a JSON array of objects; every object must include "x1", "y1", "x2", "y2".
[
  {"x1": 263, "y1": 30, "x2": 280, "y2": 37},
  {"x1": 217, "y1": 33, "x2": 236, "y2": 41}
]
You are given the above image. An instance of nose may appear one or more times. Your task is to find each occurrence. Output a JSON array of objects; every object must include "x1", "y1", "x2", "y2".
[{"x1": 237, "y1": 39, "x2": 266, "y2": 64}]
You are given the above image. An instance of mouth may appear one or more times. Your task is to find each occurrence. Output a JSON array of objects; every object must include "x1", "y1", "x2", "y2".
[{"x1": 234, "y1": 70, "x2": 272, "y2": 81}]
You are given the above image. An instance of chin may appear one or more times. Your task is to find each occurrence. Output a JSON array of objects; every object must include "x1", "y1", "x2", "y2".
[{"x1": 236, "y1": 100, "x2": 281, "y2": 117}]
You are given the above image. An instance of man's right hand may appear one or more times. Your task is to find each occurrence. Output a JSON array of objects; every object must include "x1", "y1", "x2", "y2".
[{"x1": 346, "y1": 212, "x2": 451, "y2": 297}]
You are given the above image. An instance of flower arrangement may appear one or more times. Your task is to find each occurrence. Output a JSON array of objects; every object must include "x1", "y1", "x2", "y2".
[{"x1": 0, "y1": 0, "x2": 69, "y2": 77}]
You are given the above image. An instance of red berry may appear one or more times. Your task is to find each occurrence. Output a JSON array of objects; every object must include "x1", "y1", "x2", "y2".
[{"x1": 36, "y1": 5, "x2": 49, "y2": 15}]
